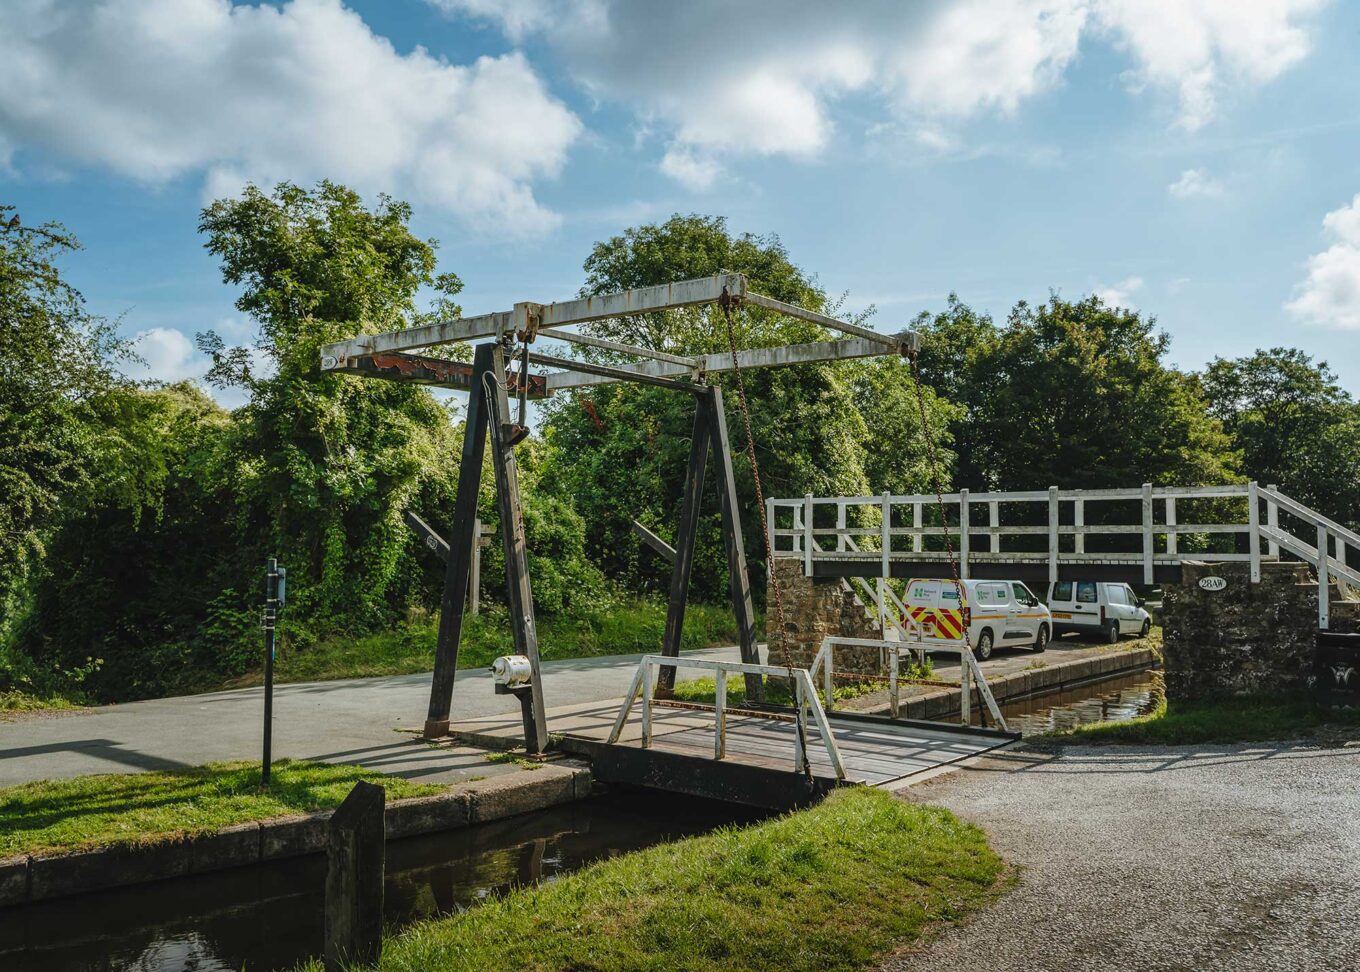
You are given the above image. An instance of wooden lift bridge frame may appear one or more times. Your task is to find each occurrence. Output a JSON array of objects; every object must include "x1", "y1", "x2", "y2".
[{"x1": 320, "y1": 273, "x2": 921, "y2": 752}]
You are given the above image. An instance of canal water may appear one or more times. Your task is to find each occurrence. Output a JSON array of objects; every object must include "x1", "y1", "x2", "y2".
[
  {"x1": 0, "y1": 789, "x2": 766, "y2": 972},
  {"x1": 999, "y1": 669, "x2": 1164, "y2": 735}
]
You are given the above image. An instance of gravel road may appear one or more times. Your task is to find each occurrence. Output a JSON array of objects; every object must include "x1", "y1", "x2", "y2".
[{"x1": 884, "y1": 738, "x2": 1360, "y2": 972}]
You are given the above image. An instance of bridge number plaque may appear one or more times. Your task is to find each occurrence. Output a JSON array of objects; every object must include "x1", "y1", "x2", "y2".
[{"x1": 1198, "y1": 576, "x2": 1228, "y2": 592}]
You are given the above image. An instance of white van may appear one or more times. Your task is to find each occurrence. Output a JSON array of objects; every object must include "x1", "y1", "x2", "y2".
[
  {"x1": 901, "y1": 578, "x2": 1052, "y2": 660},
  {"x1": 1045, "y1": 581, "x2": 1152, "y2": 643}
]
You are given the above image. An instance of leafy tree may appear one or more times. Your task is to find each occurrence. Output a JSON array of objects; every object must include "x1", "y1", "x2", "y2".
[
  {"x1": 197, "y1": 181, "x2": 467, "y2": 626},
  {"x1": 0, "y1": 206, "x2": 134, "y2": 656},
  {"x1": 916, "y1": 294, "x2": 1238, "y2": 491},
  {"x1": 1201, "y1": 348, "x2": 1360, "y2": 528},
  {"x1": 542, "y1": 214, "x2": 955, "y2": 599}
]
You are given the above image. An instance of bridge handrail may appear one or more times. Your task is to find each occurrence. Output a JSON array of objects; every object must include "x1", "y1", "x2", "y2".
[
  {"x1": 1260, "y1": 487, "x2": 1360, "y2": 552},
  {"x1": 607, "y1": 654, "x2": 847, "y2": 779}
]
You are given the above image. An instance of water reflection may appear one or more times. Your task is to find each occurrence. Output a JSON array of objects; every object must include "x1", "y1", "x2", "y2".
[
  {"x1": 0, "y1": 789, "x2": 764, "y2": 972},
  {"x1": 1001, "y1": 669, "x2": 1164, "y2": 736}
]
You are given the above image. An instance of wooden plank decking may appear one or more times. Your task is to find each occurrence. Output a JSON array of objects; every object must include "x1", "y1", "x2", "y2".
[{"x1": 450, "y1": 698, "x2": 1013, "y2": 794}]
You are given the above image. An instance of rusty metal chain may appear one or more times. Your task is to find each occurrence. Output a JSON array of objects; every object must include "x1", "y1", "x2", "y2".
[{"x1": 717, "y1": 288, "x2": 811, "y2": 777}]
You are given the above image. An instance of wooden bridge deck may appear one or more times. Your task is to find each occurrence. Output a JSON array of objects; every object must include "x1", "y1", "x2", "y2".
[{"x1": 450, "y1": 698, "x2": 1014, "y2": 807}]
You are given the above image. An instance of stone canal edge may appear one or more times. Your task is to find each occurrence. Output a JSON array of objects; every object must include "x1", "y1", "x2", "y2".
[{"x1": 0, "y1": 760, "x2": 593, "y2": 908}]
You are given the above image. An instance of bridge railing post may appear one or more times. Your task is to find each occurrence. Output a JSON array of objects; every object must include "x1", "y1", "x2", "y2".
[
  {"x1": 1141, "y1": 483, "x2": 1154, "y2": 585},
  {"x1": 1165, "y1": 496, "x2": 1177, "y2": 557},
  {"x1": 836, "y1": 503, "x2": 846, "y2": 553},
  {"x1": 1074, "y1": 497, "x2": 1084, "y2": 555},
  {"x1": 1047, "y1": 487, "x2": 1059, "y2": 585},
  {"x1": 1318, "y1": 523, "x2": 1331, "y2": 630},
  {"x1": 989, "y1": 499, "x2": 1000, "y2": 553},
  {"x1": 880, "y1": 491, "x2": 891, "y2": 582},
  {"x1": 1248, "y1": 481, "x2": 1261, "y2": 583},
  {"x1": 803, "y1": 493, "x2": 814, "y2": 576},
  {"x1": 1266, "y1": 484, "x2": 1279, "y2": 558},
  {"x1": 959, "y1": 488, "x2": 970, "y2": 579}
]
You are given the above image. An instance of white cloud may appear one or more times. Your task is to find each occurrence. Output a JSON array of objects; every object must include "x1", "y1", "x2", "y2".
[
  {"x1": 125, "y1": 327, "x2": 202, "y2": 383},
  {"x1": 434, "y1": 0, "x2": 1325, "y2": 187},
  {"x1": 1286, "y1": 193, "x2": 1360, "y2": 330},
  {"x1": 1096, "y1": 275, "x2": 1144, "y2": 309},
  {"x1": 0, "y1": 0, "x2": 581, "y2": 233},
  {"x1": 1091, "y1": 0, "x2": 1327, "y2": 131},
  {"x1": 1168, "y1": 167, "x2": 1225, "y2": 199}
]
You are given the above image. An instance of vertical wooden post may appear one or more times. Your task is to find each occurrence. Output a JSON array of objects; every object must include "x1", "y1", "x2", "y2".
[
  {"x1": 707, "y1": 388, "x2": 763, "y2": 702},
  {"x1": 1266, "y1": 484, "x2": 1279, "y2": 558},
  {"x1": 426, "y1": 343, "x2": 493, "y2": 738},
  {"x1": 485, "y1": 343, "x2": 548, "y2": 754},
  {"x1": 714, "y1": 669, "x2": 727, "y2": 759},
  {"x1": 836, "y1": 503, "x2": 846, "y2": 553},
  {"x1": 1248, "y1": 481, "x2": 1261, "y2": 583},
  {"x1": 1318, "y1": 524, "x2": 1331, "y2": 631},
  {"x1": 468, "y1": 519, "x2": 482, "y2": 615},
  {"x1": 324, "y1": 781, "x2": 385, "y2": 972},
  {"x1": 659, "y1": 398, "x2": 711, "y2": 692},
  {"x1": 1048, "y1": 487, "x2": 1060, "y2": 585},
  {"x1": 1074, "y1": 497, "x2": 1085, "y2": 555},
  {"x1": 880, "y1": 492, "x2": 891, "y2": 582},
  {"x1": 912, "y1": 502, "x2": 923, "y2": 553},
  {"x1": 803, "y1": 493, "x2": 814, "y2": 575},
  {"x1": 959, "y1": 488, "x2": 970, "y2": 579},
  {"x1": 1165, "y1": 497, "x2": 1177, "y2": 557},
  {"x1": 989, "y1": 499, "x2": 1000, "y2": 553},
  {"x1": 1141, "y1": 483, "x2": 1154, "y2": 586}
]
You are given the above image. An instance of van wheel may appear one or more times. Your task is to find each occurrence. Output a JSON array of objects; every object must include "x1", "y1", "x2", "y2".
[
  {"x1": 1033, "y1": 625, "x2": 1048, "y2": 653},
  {"x1": 974, "y1": 630, "x2": 994, "y2": 661},
  {"x1": 1104, "y1": 620, "x2": 1120, "y2": 644},
  {"x1": 1140, "y1": 619, "x2": 1151, "y2": 639}
]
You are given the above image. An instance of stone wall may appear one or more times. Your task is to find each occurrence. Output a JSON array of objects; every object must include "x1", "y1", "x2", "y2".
[
  {"x1": 1162, "y1": 561, "x2": 1317, "y2": 700},
  {"x1": 766, "y1": 560, "x2": 882, "y2": 673}
]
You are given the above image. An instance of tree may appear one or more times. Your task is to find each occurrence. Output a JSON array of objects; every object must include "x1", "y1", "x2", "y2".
[
  {"x1": 0, "y1": 206, "x2": 132, "y2": 649},
  {"x1": 916, "y1": 294, "x2": 1238, "y2": 491},
  {"x1": 197, "y1": 181, "x2": 467, "y2": 627},
  {"x1": 1201, "y1": 348, "x2": 1360, "y2": 528},
  {"x1": 541, "y1": 214, "x2": 956, "y2": 598}
]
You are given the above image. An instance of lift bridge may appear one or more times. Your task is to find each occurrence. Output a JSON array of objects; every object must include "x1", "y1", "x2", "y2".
[{"x1": 320, "y1": 274, "x2": 1358, "y2": 809}]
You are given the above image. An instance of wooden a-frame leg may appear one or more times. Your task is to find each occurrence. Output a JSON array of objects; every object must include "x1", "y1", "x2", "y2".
[
  {"x1": 657, "y1": 394, "x2": 712, "y2": 693},
  {"x1": 425, "y1": 343, "x2": 494, "y2": 737}
]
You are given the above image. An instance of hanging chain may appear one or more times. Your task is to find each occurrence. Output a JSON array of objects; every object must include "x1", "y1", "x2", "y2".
[{"x1": 717, "y1": 288, "x2": 811, "y2": 777}]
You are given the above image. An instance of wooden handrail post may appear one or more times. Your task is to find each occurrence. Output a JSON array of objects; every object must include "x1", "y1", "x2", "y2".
[
  {"x1": 1266, "y1": 484, "x2": 1279, "y2": 558},
  {"x1": 1319, "y1": 524, "x2": 1331, "y2": 630},
  {"x1": 1048, "y1": 487, "x2": 1059, "y2": 585},
  {"x1": 1248, "y1": 481, "x2": 1261, "y2": 583},
  {"x1": 1141, "y1": 483, "x2": 1154, "y2": 585},
  {"x1": 959, "y1": 488, "x2": 970, "y2": 579}
]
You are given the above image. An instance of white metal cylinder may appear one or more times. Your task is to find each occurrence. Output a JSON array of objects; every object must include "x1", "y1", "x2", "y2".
[{"x1": 490, "y1": 654, "x2": 533, "y2": 687}]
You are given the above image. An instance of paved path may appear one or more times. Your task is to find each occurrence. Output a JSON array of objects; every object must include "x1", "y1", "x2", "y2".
[
  {"x1": 883, "y1": 738, "x2": 1360, "y2": 972},
  {"x1": 0, "y1": 647, "x2": 740, "y2": 787}
]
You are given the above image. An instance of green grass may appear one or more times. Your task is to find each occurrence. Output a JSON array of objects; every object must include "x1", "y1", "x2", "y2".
[
  {"x1": 296, "y1": 787, "x2": 1006, "y2": 972},
  {"x1": 0, "y1": 760, "x2": 441, "y2": 857},
  {"x1": 671, "y1": 674, "x2": 882, "y2": 708},
  {"x1": 0, "y1": 690, "x2": 78, "y2": 716},
  {"x1": 1045, "y1": 693, "x2": 1360, "y2": 745},
  {"x1": 236, "y1": 598, "x2": 745, "y2": 688}
]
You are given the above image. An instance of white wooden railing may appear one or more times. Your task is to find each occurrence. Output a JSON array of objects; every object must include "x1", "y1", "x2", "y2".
[{"x1": 769, "y1": 483, "x2": 1360, "y2": 629}]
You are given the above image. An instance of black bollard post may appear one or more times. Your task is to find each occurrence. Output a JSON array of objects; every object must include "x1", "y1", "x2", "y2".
[{"x1": 324, "y1": 780, "x2": 386, "y2": 970}]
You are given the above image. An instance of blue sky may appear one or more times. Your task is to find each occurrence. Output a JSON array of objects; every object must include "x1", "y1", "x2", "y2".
[{"x1": 4, "y1": 0, "x2": 1360, "y2": 403}]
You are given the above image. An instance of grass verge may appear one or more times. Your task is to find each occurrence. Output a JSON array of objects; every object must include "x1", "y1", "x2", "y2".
[
  {"x1": 297, "y1": 787, "x2": 1006, "y2": 972},
  {"x1": 1044, "y1": 692, "x2": 1360, "y2": 745},
  {"x1": 233, "y1": 598, "x2": 745, "y2": 688},
  {"x1": 0, "y1": 760, "x2": 440, "y2": 857},
  {"x1": 0, "y1": 690, "x2": 78, "y2": 717}
]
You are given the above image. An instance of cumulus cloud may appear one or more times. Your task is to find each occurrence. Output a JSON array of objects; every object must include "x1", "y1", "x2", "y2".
[
  {"x1": 1096, "y1": 275, "x2": 1144, "y2": 309},
  {"x1": 0, "y1": 0, "x2": 581, "y2": 232},
  {"x1": 124, "y1": 327, "x2": 202, "y2": 383},
  {"x1": 1286, "y1": 193, "x2": 1360, "y2": 330},
  {"x1": 1091, "y1": 0, "x2": 1327, "y2": 131},
  {"x1": 1168, "y1": 168, "x2": 1225, "y2": 199},
  {"x1": 434, "y1": 0, "x2": 1325, "y2": 187}
]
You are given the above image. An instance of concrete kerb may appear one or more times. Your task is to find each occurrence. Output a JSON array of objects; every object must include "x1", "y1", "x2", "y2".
[{"x1": 2, "y1": 760, "x2": 593, "y2": 907}]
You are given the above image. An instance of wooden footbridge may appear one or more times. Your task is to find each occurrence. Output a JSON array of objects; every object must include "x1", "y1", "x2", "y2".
[{"x1": 769, "y1": 483, "x2": 1360, "y2": 629}]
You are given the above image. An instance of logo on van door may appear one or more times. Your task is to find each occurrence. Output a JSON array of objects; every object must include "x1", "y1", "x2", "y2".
[{"x1": 1198, "y1": 576, "x2": 1228, "y2": 591}]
